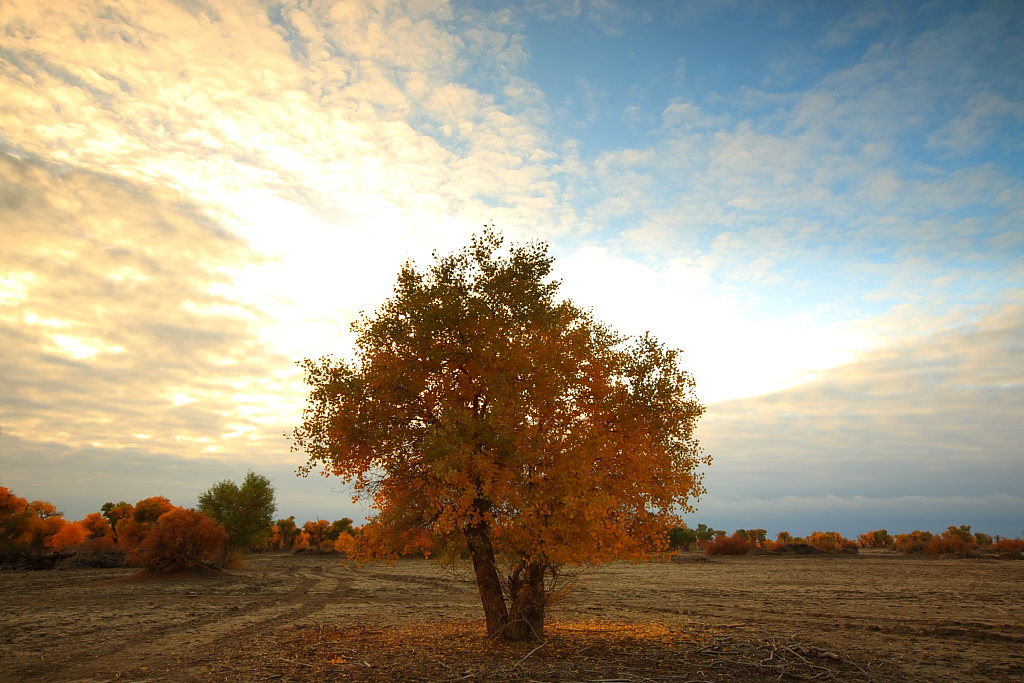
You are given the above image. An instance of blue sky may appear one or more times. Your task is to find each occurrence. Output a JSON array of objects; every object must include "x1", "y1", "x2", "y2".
[{"x1": 1, "y1": 0, "x2": 1022, "y2": 538}]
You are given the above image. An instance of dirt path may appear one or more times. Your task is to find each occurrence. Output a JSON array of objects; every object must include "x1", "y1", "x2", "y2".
[{"x1": 1, "y1": 552, "x2": 1021, "y2": 682}]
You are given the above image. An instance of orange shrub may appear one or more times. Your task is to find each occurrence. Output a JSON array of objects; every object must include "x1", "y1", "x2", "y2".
[
  {"x1": 48, "y1": 522, "x2": 88, "y2": 551},
  {"x1": 927, "y1": 534, "x2": 973, "y2": 555},
  {"x1": 80, "y1": 512, "x2": 114, "y2": 541},
  {"x1": 895, "y1": 530, "x2": 933, "y2": 554},
  {"x1": 806, "y1": 531, "x2": 854, "y2": 553},
  {"x1": 858, "y1": 529, "x2": 892, "y2": 549},
  {"x1": 990, "y1": 538, "x2": 1024, "y2": 552},
  {"x1": 79, "y1": 536, "x2": 118, "y2": 553},
  {"x1": 334, "y1": 533, "x2": 356, "y2": 555},
  {"x1": 704, "y1": 533, "x2": 753, "y2": 556},
  {"x1": 117, "y1": 496, "x2": 175, "y2": 555},
  {"x1": 292, "y1": 531, "x2": 312, "y2": 551},
  {"x1": 138, "y1": 508, "x2": 227, "y2": 572}
]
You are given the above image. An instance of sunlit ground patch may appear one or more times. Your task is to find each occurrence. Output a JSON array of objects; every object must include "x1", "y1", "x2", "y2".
[{"x1": 240, "y1": 617, "x2": 896, "y2": 682}]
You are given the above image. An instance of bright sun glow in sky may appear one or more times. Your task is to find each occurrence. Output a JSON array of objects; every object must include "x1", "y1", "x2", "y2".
[{"x1": 1, "y1": 0, "x2": 1022, "y2": 536}]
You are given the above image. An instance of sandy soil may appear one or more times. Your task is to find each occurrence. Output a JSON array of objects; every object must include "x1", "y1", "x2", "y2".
[{"x1": 1, "y1": 550, "x2": 1021, "y2": 682}]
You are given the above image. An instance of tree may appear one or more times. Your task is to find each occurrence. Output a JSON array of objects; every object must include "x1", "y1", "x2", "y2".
[
  {"x1": 1, "y1": 487, "x2": 68, "y2": 552},
  {"x1": 694, "y1": 523, "x2": 724, "y2": 546},
  {"x1": 270, "y1": 516, "x2": 301, "y2": 551},
  {"x1": 668, "y1": 526, "x2": 697, "y2": 551},
  {"x1": 101, "y1": 501, "x2": 133, "y2": 544},
  {"x1": 328, "y1": 518, "x2": 356, "y2": 540},
  {"x1": 48, "y1": 522, "x2": 88, "y2": 551},
  {"x1": 293, "y1": 231, "x2": 707, "y2": 641},
  {"x1": 302, "y1": 519, "x2": 332, "y2": 548},
  {"x1": 197, "y1": 471, "x2": 277, "y2": 553},
  {"x1": 117, "y1": 496, "x2": 175, "y2": 561}
]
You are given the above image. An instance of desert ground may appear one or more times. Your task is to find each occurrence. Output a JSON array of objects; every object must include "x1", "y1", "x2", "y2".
[{"x1": 1, "y1": 550, "x2": 1021, "y2": 682}]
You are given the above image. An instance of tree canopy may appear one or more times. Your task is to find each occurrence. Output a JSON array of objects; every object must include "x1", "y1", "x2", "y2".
[
  {"x1": 197, "y1": 471, "x2": 277, "y2": 553},
  {"x1": 293, "y1": 230, "x2": 708, "y2": 640}
]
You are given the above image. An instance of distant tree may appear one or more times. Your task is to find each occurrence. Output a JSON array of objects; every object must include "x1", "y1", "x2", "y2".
[
  {"x1": 705, "y1": 532, "x2": 753, "y2": 556},
  {"x1": 117, "y1": 496, "x2": 175, "y2": 560},
  {"x1": 1, "y1": 486, "x2": 32, "y2": 551},
  {"x1": 735, "y1": 529, "x2": 767, "y2": 547},
  {"x1": 805, "y1": 531, "x2": 855, "y2": 553},
  {"x1": 894, "y1": 530, "x2": 933, "y2": 554},
  {"x1": 0, "y1": 491, "x2": 68, "y2": 552},
  {"x1": 80, "y1": 513, "x2": 115, "y2": 541},
  {"x1": 293, "y1": 231, "x2": 707, "y2": 640},
  {"x1": 328, "y1": 518, "x2": 356, "y2": 540},
  {"x1": 694, "y1": 524, "x2": 724, "y2": 546},
  {"x1": 48, "y1": 522, "x2": 88, "y2": 551},
  {"x1": 858, "y1": 529, "x2": 892, "y2": 549},
  {"x1": 270, "y1": 516, "x2": 301, "y2": 551},
  {"x1": 197, "y1": 471, "x2": 277, "y2": 553},
  {"x1": 668, "y1": 526, "x2": 698, "y2": 551},
  {"x1": 302, "y1": 519, "x2": 332, "y2": 548},
  {"x1": 101, "y1": 501, "x2": 133, "y2": 544},
  {"x1": 776, "y1": 531, "x2": 793, "y2": 545}
]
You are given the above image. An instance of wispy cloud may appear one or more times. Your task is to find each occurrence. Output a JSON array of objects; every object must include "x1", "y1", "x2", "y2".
[{"x1": 0, "y1": 152, "x2": 293, "y2": 460}]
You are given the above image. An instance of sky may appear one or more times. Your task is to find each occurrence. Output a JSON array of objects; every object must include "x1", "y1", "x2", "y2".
[{"x1": 1, "y1": 0, "x2": 1022, "y2": 539}]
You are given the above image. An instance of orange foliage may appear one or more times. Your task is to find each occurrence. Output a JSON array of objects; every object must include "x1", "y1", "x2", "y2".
[
  {"x1": 293, "y1": 233, "x2": 708, "y2": 640},
  {"x1": 292, "y1": 531, "x2": 312, "y2": 551},
  {"x1": 704, "y1": 533, "x2": 753, "y2": 556},
  {"x1": 1, "y1": 487, "x2": 68, "y2": 551},
  {"x1": 80, "y1": 512, "x2": 114, "y2": 540},
  {"x1": 303, "y1": 519, "x2": 331, "y2": 547},
  {"x1": 139, "y1": 508, "x2": 227, "y2": 572},
  {"x1": 894, "y1": 530, "x2": 933, "y2": 553},
  {"x1": 269, "y1": 516, "x2": 301, "y2": 551},
  {"x1": 334, "y1": 533, "x2": 357, "y2": 555},
  {"x1": 990, "y1": 538, "x2": 1024, "y2": 552},
  {"x1": 805, "y1": 531, "x2": 855, "y2": 553},
  {"x1": 116, "y1": 496, "x2": 175, "y2": 556},
  {"x1": 927, "y1": 534, "x2": 973, "y2": 555},
  {"x1": 925, "y1": 527, "x2": 979, "y2": 555},
  {"x1": 48, "y1": 521, "x2": 88, "y2": 551},
  {"x1": 80, "y1": 536, "x2": 118, "y2": 553},
  {"x1": 858, "y1": 529, "x2": 892, "y2": 549}
]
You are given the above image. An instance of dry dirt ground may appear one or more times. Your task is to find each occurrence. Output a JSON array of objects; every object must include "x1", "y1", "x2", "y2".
[{"x1": 1, "y1": 550, "x2": 1021, "y2": 682}]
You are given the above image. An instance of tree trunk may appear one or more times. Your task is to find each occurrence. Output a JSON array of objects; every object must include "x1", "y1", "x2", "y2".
[
  {"x1": 465, "y1": 522, "x2": 509, "y2": 638},
  {"x1": 506, "y1": 561, "x2": 547, "y2": 641}
]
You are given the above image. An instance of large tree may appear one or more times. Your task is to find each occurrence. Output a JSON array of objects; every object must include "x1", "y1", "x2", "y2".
[{"x1": 293, "y1": 231, "x2": 707, "y2": 640}]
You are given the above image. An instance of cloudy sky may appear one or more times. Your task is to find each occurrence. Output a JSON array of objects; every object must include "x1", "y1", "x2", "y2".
[{"x1": 2, "y1": 0, "x2": 1022, "y2": 538}]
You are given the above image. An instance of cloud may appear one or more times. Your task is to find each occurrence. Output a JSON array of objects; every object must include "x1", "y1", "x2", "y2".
[
  {"x1": 695, "y1": 304, "x2": 1024, "y2": 535},
  {"x1": 0, "y1": 152, "x2": 295, "y2": 462}
]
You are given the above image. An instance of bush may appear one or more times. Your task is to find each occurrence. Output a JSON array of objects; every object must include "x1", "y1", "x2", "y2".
[
  {"x1": 704, "y1": 533, "x2": 753, "y2": 556},
  {"x1": 138, "y1": 508, "x2": 227, "y2": 572},
  {"x1": 117, "y1": 496, "x2": 175, "y2": 558},
  {"x1": 990, "y1": 538, "x2": 1024, "y2": 553},
  {"x1": 805, "y1": 531, "x2": 853, "y2": 553},
  {"x1": 48, "y1": 522, "x2": 88, "y2": 551},
  {"x1": 894, "y1": 530, "x2": 933, "y2": 554}
]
